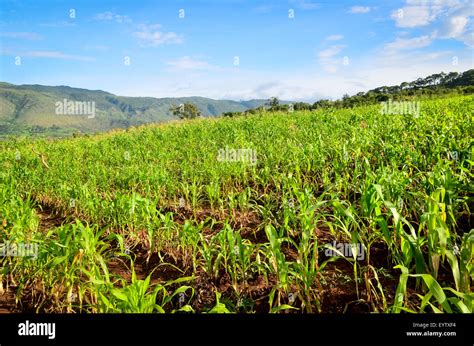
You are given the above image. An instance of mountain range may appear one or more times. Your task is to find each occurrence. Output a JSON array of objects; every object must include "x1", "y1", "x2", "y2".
[{"x1": 0, "y1": 82, "x2": 271, "y2": 136}]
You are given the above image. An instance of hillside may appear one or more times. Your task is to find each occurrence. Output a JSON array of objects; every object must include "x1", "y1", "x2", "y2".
[
  {"x1": 0, "y1": 82, "x2": 269, "y2": 136},
  {"x1": 2, "y1": 69, "x2": 472, "y2": 138}
]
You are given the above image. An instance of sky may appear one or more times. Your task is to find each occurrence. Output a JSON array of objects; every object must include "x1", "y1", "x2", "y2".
[{"x1": 0, "y1": 0, "x2": 473, "y2": 101}]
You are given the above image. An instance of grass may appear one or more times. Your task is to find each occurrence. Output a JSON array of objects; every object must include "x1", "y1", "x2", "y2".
[{"x1": 0, "y1": 95, "x2": 473, "y2": 313}]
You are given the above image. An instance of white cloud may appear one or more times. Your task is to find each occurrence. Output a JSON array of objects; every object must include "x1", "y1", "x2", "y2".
[
  {"x1": 326, "y1": 34, "x2": 344, "y2": 41},
  {"x1": 0, "y1": 32, "x2": 42, "y2": 40},
  {"x1": 446, "y1": 16, "x2": 468, "y2": 37},
  {"x1": 390, "y1": 0, "x2": 468, "y2": 28},
  {"x1": 349, "y1": 6, "x2": 371, "y2": 14},
  {"x1": 391, "y1": 5, "x2": 433, "y2": 27},
  {"x1": 438, "y1": 15, "x2": 469, "y2": 38},
  {"x1": 166, "y1": 56, "x2": 213, "y2": 70},
  {"x1": 65, "y1": 46, "x2": 473, "y2": 102},
  {"x1": 94, "y1": 11, "x2": 132, "y2": 24},
  {"x1": 133, "y1": 24, "x2": 183, "y2": 47},
  {"x1": 391, "y1": 1, "x2": 473, "y2": 46},
  {"x1": 384, "y1": 35, "x2": 433, "y2": 52},
  {"x1": 436, "y1": 2, "x2": 473, "y2": 46},
  {"x1": 456, "y1": 30, "x2": 474, "y2": 47},
  {"x1": 319, "y1": 45, "x2": 345, "y2": 59},
  {"x1": 19, "y1": 50, "x2": 94, "y2": 61},
  {"x1": 318, "y1": 45, "x2": 346, "y2": 73}
]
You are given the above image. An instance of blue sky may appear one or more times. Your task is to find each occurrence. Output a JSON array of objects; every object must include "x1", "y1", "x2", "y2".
[{"x1": 0, "y1": 0, "x2": 473, "y2": 101}]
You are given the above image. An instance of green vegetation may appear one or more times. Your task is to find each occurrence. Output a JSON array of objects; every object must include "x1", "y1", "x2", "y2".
[
  {"x1": 2, "y1": 70, "x2": 470, "y2": 138},
  {"x1": 169, "y1": 103, "x2": 202, "y2": 120},
  {"x1": 315, "y1": 69, "x2": 474, "y2": 109},
  {"x1": 0, "y1": 94, "x2": 472, "y2": 313},
  {"x1": 0, "y1": 82, "x2": 270, "y2": 137},
  {"x1": 222, "y1": 69, "x2": 474, "y2": 117}
]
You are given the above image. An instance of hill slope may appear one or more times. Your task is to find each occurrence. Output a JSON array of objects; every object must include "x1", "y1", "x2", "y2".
[{"x1": 0, "y1": 82, "x2": 269, "y2": 136}]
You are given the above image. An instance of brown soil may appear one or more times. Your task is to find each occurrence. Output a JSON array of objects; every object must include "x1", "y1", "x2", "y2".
[
  {"x1": 37, "y1": 203, "x2": 68, "y2": 231},
  {"x1": 3, "y1": 199, "x2": 450, "y2": 314},
  {"x1": 0, "y1": 286, "x2": 17, "y2": 313},
  {"x1": 107, "y1": 248, "x2": 187, "y2": 285}
]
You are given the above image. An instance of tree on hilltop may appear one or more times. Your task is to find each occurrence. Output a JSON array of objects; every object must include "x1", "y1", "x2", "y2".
[
  {"x1": 266, "y1": 97, "x2": 280, "y2": 111},
  {"x1": 170, "y1": 103, "x2": 201, "y2": 120}
]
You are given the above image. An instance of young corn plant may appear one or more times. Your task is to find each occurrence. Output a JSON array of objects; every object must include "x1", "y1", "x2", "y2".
[
  {"x1": 286, "y1": 191, "x2": 325, "y2": 312},
  {"x1": 421, "y1": 188, "x2": 455, "y2": 281},
  {"x1": 265, "y1": 225, "x2": 290, "y2": 308},
  {"x1": 392, "y1": 264, "x2": 473, "y2": 313}
]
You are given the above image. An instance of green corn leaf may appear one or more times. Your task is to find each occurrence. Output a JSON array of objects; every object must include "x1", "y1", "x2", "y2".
[
  {"x1": 409, "y1": 273, "x2": 452, "y2": 313},
  {"x1": 270, "y1": 304, "x2": 299, "y2": 313}
]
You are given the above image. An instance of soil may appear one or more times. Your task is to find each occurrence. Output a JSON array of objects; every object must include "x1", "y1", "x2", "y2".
[
  {"x1": 0, "y1": 286, "x2": 16, "y2": 313},
  {"x1": 37, "y1": 203, "x2": 68, "y2": 231},
  {"x1": 1, "y1": 200, "x2": 458, "y2": 314}
]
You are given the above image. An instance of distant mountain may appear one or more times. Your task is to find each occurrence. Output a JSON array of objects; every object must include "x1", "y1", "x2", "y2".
[{"x1": 0, "y1": 82, "x2": 271, "y2": 136}]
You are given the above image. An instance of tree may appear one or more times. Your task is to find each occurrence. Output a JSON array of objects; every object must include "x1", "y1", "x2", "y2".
[
  {"x1": 400, "y1": 82, "x2": 410, "y2": 90},
  {"x1": 312, "y1": 99, "x2": 332, "y2": 109},
  {"x1": 223, "y1": 111, "x2": 242, "y2": 117},
  {"x1": 170, "y1": 103, "x2": 201, "y2": 120},
  {"x1": 444, "y1": 72, "x2": 459, "y2": 84},
  {"x1": 414, "y1": 78, "x2": 425, "y2": 89},
  {"x1": 341, "y1": 94, "x2": 353, "y2": 108},
  {"x1": 293, "y1": 102, "x2": 311, "y2": 111},
  {"x1": 266, "y1": 97, "x2": 280, "y2": 110}
]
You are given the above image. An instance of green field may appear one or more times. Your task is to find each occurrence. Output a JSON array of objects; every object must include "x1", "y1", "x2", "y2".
[{"x1": 1, "y1": 95, "x2": 473, "y2": 313}]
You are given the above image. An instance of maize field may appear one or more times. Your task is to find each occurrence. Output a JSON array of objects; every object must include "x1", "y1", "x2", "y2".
[{"x1": 0, "y1": 95, "x2": 473, "y2": 313}]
